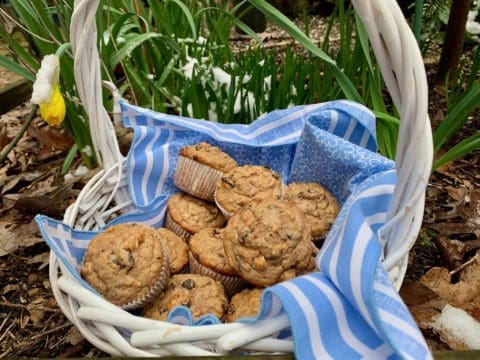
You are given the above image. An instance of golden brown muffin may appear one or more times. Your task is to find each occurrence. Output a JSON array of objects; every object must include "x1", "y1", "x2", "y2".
[
  {"x1": 214, "y1": 165, "x2": 283, "y2": 217},
  {"x1": 157, "y1": 228, "x2": 189, "y2": 274},
  {"x1": 165, "y1": 192, "x2": 226, "y2": 239},
  {"x1": 226, "y1": 288, "x2": 263, "y2": 322},
  {"x1": 284, "y1": 182, "x2": 339, "y2": 241},
  {"x1": 179, "y1": 142, "x2": 237, "y2": 172},
  {"x1": 175, "y1": 142, "x2": 238, "y2": 201},
  {"x1": 189, "y1": 228, "x2": 246, "y2": 295},
  {"x1": 223, "y1": 198, "x2": 317, "y2": 287},
  {"x1": 143, "y1": 274, "x2": 228, "y2": 321},
  {"x1": 81, "y1": 223, "x2": 169, "y2": 307}
]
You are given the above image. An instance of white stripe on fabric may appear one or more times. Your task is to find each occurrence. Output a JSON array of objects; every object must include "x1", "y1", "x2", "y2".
[
  {"x1": 350, "y1": 221, "x2": 376, "y2": 331},
  {"x1": 55, "y1": 224, "x2": 78, "y2": 269},
  {"x1": 269, "y1": 295, "x2": 284, "y2": 318},
  {"x1": 359, "y1": 129, "x2": 371, "y2": 148},
  {"x1": 378, "y1": 310, "x2": 424, "y2": 345},
  {"x1": 343, "y1": 117, "x2": 357, "y2": 141},
  {"x1": 304, "y1": 275, "x2": 376, "y2": 356},
  {"x1": 364, "y1": 343, "x2": 394, "y2": 359},
  {"x1": 268, "y1": 130, "x2": 303, "y2": 146},
  {"x1": 373, "y1": 281, "x2": 396, "y2": 297},
  {"x1": 281, "y1": 282, "x2": 334, "y2": 360},
  {"x1": 155, "y1": 127, "x2": 174, "y2": 198},
  {"x1": 355, "y1": 184, "x2": 395, "y2": 201},
  {"x1": 148, "y1": 104, "x2": 323, "y2": 142},
  {"x1": 130, "y1": 126, "x2": 149, "y2": 205},
  {"x1": 327, "y1": 110, "x2": 338, "y2": 134},
  {"x1": 142, "y1": 207, "x2": 167, "y2": 227},
  {"x1": 141, "y1": 127, "x2": 163, "y2": 205},
  {"x1": 365, "y1": 212, "x2": 387, "y2": 227}
]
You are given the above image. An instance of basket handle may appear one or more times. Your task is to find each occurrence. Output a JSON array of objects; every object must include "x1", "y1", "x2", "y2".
[
  {"x1": 70, "y1": 0, "x2": 123, "y2": 170},
  {"x1": 70, "y1": 0, "x2": 433, "y2": 279},
  {"x1": 350, "y1": 0, "x2": 433, "y2": 281}
]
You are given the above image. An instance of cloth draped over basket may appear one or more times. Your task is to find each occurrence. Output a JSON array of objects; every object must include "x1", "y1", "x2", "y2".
[{"x1": 36, "y1": 100, "x2": 431, "y2": 359}]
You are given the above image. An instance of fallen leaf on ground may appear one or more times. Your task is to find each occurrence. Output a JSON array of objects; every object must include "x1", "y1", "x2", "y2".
[
  {"x1": 419, "y1": 263, "x2": 480, "y2": 308},
  {"x1": 13, "y1": 183, "x2": 77, "y2": 217},
  {"x1": 26, "y1": 252, "x2": 50, "y2": 270},
  {"x1": 28, "y1": 309, "x2": 45, "y2": 325},
  {"x1": 27, "y1": 123, "x2": 73, "y2": 152},
  {"x1": 0, "y1": 218, "x2": 43, "y2": 256},
  {"x1": 400, "y1": 281, "x2": 446, "y2": 332},
  {"x1": 65, "y1": 327, "x2": 84, "y2": 345}
]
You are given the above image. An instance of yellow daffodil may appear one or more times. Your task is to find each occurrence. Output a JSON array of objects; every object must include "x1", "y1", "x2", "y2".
[{"x1": 31, "y1": 54, "x2": 66, "y2": 126}]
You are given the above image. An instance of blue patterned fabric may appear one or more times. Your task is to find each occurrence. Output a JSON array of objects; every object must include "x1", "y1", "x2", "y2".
[{"x1": 35, "y1": 100, "x2": 431, "y2": 359}]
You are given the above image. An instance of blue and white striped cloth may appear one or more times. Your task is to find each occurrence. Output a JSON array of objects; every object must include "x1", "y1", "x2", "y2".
[{"x1": 36, "y1": 100, "x2": 431, "y2": 359}]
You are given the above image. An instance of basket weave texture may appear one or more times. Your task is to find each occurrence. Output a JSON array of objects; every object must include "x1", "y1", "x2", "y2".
[{"x1": 39, "y1": 0, "x2": 433, "y2": 357}]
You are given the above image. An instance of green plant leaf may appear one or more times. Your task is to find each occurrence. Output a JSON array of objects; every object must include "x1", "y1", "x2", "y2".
[
  {"x1": 110, "y1": 33, "x2": 179, "y2": 68},
  {"x1": 248, "y1": 0, "x2": 363, "y2": 103},
  {"x1": 61, "y1": 144, "x2": 78, "y2": 174},
  {"x1": 0, "y1": 55, "x2": 36, "y2": 82},
  {"x1": 433, "y1": 83, "x2": 480, "y2": 153},
  {"x1": 433, "y1": 132, "x2": 480, "y2": 170},
  {"x1": 165, "y1": 0, "x2": 197, "y2": 39}
]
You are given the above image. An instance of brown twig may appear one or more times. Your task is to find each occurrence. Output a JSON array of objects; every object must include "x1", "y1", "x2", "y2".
[
  {"x1": 450, "y1": 252, "x2": 480, "y2": 276},
  {"x1": 0, "y1": 105, "x2": 38, "y2": 165},
  {"x1": 0, "y1": 319, "x2": 16, "y2": 344},
  {"x1": 31, "y1": 323, "x2": 71, "y2": 340},
  {"x1": 0, "y1": 301, "x2": 60, "y2": 313}
]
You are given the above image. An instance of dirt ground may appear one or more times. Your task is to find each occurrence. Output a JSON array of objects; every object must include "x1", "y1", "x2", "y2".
[{"x1": 1, "y1": 16, "x2": 480, "y2": 357}]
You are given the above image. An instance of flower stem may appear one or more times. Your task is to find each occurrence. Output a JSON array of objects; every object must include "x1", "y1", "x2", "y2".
[{"x1": 0, "y1": 105, "x2": 38, "y2": 165}]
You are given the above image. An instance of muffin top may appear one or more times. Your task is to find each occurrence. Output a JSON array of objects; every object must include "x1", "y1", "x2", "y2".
[
  {"x1": 284, "y1": 182, "x2": 339, "y2": 239},
  {"x1": 226, "y1": 288, "x2": 263, "y2": 322},
  {"x1": 179, "y1": 142, "x2": 237, "y2": 172},
  {"x1": 143, "y1": 274, "x2": 228, "y2": 321},
  {"x1": 157, "y1": 228, "x2": 188, "y2": 274},
  {"x1": 168, "y1": 192, "x2": 226, "y2": 234},
  {"x1": 223, "y1": 198, "x2": 316, "y2": 287},
  {"x1": 215, "y1": 165, "x2": 283, "y2": 215},
  {"x1": 189, "y1": 228, "x2": 236, "y2": 276},
  {"x1": 81, "y1": 223, "x2": 169, "y2": 306}
]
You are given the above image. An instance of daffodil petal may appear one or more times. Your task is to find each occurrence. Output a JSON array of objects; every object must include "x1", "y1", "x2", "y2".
[{"x1": 39, "y1": 85, "x2": 66, "y2": 126}]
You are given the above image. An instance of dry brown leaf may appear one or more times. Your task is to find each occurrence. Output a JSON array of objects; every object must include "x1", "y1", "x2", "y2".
[
  {"x1": 1, "y1": 170, "x2": 43, "y2": 194},
  {"x1": 2, "y1": 284, "x2": 19, "y2": 294},
  {"x1": 400, "y1": 281, "x2": 446, "y2": 332},
  {"x1": 28, "y1": 309, "x2": 45, "y2": 324},
  {"x1": 420, "y1": 254, "x2": 480, "y2": 308},
  {"x1": 65, "y1": 327, "x2": 84, "y2": 345},
  {"x1": 0, "y1": 218, "x2": 43, "y2": 256},
  {"x1": 26, "y1": 252, "x2": 50, "y2": 270},
  {"x1": 14, "y1": 183, "x2": 77, "y2": 217}
]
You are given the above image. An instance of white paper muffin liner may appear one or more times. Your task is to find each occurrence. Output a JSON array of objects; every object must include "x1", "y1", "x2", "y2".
[
  {"x1": 120, "y1": 235, "x2": 170, "y2": 310},
  {"x1": 164, "y1": 211, "x2": 192, "y2": 241},
  {"x1": 174, "y1": 156, "x2": 224, "y2": 201},
  {"x1": 214, "y1": 180, "x2": 286, "y2": 219},
  {"x1": 188, "y1": 252, "x2": 246, "y2": 297}
]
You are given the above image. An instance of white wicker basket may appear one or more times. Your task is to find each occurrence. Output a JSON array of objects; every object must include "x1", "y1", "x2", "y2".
[{"x1": 50, "y1": 0, "x2": 433, "y2": 356}]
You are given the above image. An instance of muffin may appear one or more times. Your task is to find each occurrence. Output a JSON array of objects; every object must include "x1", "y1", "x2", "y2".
[
  {"x1": 143, "y1": 274, "x2": 228, "y2": 321},
  {"x1": 189, "y1": 228, "x2": 247, "y2": 296},
  {"x1": 175, "y1": 142, "x2": 238, "y2": 201},
  {"x1": 81, "y1": 223, "x2": 169, "y2": 308},
  {"x1": 223, "y1": 198, "x2": 317, "y2": 287},
  {"x1": 165, "y1": 192, "x2": 226, "y2": 240},
  {"x1": 157, "y1": 228, "x2": 189, "y2": 274},
  {"x1": 284, "y1": 182, "x2": 339, "y2": 241},
  {"x1": 214, "y1": 165, "x2": 283, "y2": 218},
  {"x1": 226, "y1": 288, "x2": 263, "y2": 322}
]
